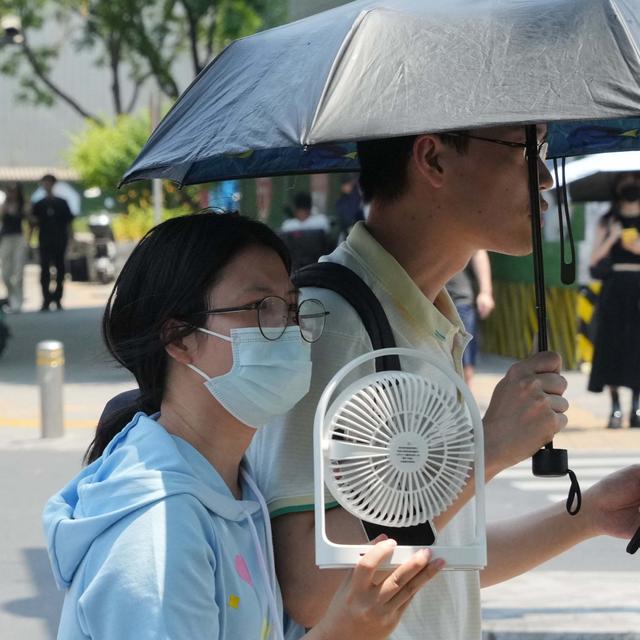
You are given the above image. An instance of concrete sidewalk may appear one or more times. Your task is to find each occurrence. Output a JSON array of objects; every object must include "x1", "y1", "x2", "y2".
[
  {"x1": 4, "y1": 266, "x2": 640, "y2": 444},
  {"x1": 1, "y1": 264, "x2": 639, "y2": 640}
]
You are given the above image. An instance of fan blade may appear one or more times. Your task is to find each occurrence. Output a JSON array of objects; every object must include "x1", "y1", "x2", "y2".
[{"x1": 328, "y1": 440, "x2": 389, "y2": 459}]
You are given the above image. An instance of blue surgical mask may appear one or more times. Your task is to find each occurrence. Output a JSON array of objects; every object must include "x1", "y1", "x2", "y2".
[{"x1": 188, "y1": 326, "x2": 312, "y2": 429}]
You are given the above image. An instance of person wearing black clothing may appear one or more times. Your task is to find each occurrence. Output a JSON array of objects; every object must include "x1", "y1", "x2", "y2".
[
  {"x1": 588, "y1": 172, "x2": 640, "y2": 428},
  {"x1": 335, "y1": 174, "x2": 364, "y2": 239},
  {"x1": 31, "y1": 174, "x2": 74, "y2": 311}
]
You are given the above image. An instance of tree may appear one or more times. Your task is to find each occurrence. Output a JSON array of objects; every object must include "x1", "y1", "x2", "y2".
[
  {"x1": 67, "y1": 112, "x2": 150, "y2": 201},
  {"x1": 67, "y1": 112, "x2": 199, "y2": 211},
  {"x1": 0, "y1": 0, "x2": 287, "y2": 122}
]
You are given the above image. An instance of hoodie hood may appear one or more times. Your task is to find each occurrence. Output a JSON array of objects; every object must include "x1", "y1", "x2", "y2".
[{"x1": 43, "y1": 412, "x2": 263, "y2": 590}]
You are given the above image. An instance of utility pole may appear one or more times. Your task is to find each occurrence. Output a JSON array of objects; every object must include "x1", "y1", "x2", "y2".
[{"x1": 149, "y1": 90, "x2": 163, "y2": 226}]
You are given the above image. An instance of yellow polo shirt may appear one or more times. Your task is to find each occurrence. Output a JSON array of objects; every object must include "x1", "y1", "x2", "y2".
[{"x1": 248, "y1": 222, "x2": 481, "y2": 640}]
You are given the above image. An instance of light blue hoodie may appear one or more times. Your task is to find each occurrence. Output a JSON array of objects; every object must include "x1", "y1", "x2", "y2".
[{"x1": 43, "y1": 413, "x2": 303, "y2": 640}]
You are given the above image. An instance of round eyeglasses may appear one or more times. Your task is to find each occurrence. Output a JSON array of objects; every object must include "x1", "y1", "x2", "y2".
[
  {"x1": 444, "y1": 132, "x2": 548, "y2": 161},
  {"x1": 191, "y1": 296, "x2": 329, "y2": 343}
]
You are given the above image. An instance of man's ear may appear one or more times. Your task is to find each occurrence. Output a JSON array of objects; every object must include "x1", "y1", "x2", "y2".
[
  {"x1": 412, "y1": 134, "x2": 446, "y2": 188},
  {"x1": 162, "y1": 320, "x2": 194, "y2": 365}
]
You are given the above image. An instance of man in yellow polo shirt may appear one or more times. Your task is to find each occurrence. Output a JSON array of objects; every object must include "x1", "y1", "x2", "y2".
[{"x1": 248, "y1": 126, "x2": 640, "y2": 640}]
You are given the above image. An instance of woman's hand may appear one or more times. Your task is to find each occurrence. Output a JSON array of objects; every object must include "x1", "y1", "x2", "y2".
[
  {"x1": 607, "y1": 222, "x2": 623, "y2": 246},
  {"x1": 621, "y1": 229, "x2": 640, "y2": 254},
  {"x1": 309, "y1": 539, "x2": 444, "y2": 640}
]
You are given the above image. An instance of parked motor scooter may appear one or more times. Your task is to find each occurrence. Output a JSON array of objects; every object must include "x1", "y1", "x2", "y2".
[{"x1": 88, "y1": 213, "x2": 116, "y2": 284}]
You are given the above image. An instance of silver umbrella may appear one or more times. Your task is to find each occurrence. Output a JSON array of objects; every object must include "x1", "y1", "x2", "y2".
[{"x1": 122, "y1": 0, "x2": 640, "y2": 185}]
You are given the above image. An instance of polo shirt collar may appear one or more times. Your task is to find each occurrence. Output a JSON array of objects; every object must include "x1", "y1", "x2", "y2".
[{"x1": 346, "y1": 222, "x2": 467, "y2": 344}]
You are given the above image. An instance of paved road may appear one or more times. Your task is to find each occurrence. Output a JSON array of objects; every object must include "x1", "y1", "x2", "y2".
[
  {"x1": 0, "y1": 446, "x2": 83, "y2": 640},
  {"x1": 482, "y1": 451, "x2": 640, "y2": 638},
  {"x1": 1, "y1": 264, "x2": 639, "y2": 639},
  {"x1": 486, "y1": 452, "x2": 640, "y2": 571}
]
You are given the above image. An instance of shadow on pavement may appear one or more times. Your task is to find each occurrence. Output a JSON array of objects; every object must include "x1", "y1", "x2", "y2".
[{"x1": 2, "y1": 548, "x2": 62, "y2": 640}]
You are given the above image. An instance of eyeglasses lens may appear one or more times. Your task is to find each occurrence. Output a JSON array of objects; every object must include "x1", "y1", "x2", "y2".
[
  {"x1": 538, "y1": 141, "x2": 548, "y2": 161},
  {"x1": 298, "y1": 299, "x2": 326, "y2": 343},
  {"x1": 525, "y1": 141, "x2": 548, "y2": 161},
  {"x1": 258, "y1": 296, "x2": 288, "y2": 340}
]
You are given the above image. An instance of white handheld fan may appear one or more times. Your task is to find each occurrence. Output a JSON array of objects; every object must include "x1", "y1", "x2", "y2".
[{"x1": 314, "y1": 348, "x2": 486, "y2": 569}]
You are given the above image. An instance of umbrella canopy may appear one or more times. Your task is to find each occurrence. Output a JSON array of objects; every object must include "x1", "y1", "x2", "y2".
[
  {"x1": 122, "y1": 0, "x2": 640, "y2": 186},
  {"x1": 559, "y1": 151, "x2": 640, "y2": 201}
]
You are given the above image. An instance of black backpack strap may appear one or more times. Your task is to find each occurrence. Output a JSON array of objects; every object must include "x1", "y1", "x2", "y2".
[
  {"x1": 293, "y1": 261, "x2": 435, "y2": 547},
  {"x1": 293, "y1": 262, "x2": 401, "y2": 372}
]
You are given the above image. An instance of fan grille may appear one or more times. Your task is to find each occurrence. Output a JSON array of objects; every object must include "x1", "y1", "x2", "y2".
[{"x1": 323, "y1": 372, "x2": 474, "y2": 526}]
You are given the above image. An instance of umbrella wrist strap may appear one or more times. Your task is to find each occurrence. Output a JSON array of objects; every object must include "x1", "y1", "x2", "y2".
[{"x1": 565, "y1": 468, "x2": 582, "y2": 515}]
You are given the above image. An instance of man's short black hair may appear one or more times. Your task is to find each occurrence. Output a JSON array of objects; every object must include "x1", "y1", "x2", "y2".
[
  {"x1": 293, "y1": 192, "x2": 312, "y2": 211},
  {"x1": 41, "y1": 173, "x2": 57, "y2": 184},
  {"x1": 357, "y1": 132, "x2": 469, "y2": 204}
]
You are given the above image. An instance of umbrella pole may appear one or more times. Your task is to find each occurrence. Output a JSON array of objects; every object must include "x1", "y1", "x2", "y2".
[
  {"x1": 525, "y1": 125, "x2": 549, "y2": 353},
  {"x1": 525, "y1": 126, "x2": 580, "y2": 513}
]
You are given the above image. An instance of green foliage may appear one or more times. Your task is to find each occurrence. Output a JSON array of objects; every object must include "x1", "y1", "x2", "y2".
[
  {"x1": 214, "y1": 0, "x2": 262, "y2": 47},
  {"x1": 68, "y1": 112, "x2": 203, "y2": 214},
  {"x1": 0, "y1": 0, "x2": 289, "y2": 116},
  {"x1": 1, "y1": 0, "x2": 290, "y2": 222},
  {"x1": 112, "y1": 204, "x2": 191, "y2": 241},
  {"x1": 15, "y1": 75, "x2": 56, "y2": 106},
  {"x1": 68, "y1": 113, "x2": 151, "y2": 208}
]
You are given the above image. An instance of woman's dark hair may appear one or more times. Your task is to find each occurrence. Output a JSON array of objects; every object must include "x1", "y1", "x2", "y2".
[
  {"x1": 85, "y1": 212, "x2": 291, "y2": 463},
  {"x1": 357, "y1": 132, "x2": 469, "y2": 204},
  {"x1": 612, "y1": 172, "x2": 640, "y2": 201},
  {"x1": 293, "y1": 192, "x2": 312, "y2": 211},
  {"x1": 601, "y1": 171, "x2": 640, "y2": 225}
]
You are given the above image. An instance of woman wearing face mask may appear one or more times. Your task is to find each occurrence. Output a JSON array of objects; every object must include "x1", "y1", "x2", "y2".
[
  {"x1": 43, "y1": 213, "x2": 443, "y2": 640},
  {"x1": 588, "y1": 173, "x2": 640, "y2": 429}
]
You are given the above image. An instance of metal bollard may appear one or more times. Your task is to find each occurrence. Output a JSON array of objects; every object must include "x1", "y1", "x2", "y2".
[{"x1": 37, "y1": 340, "x2": 65, "y2": 438}]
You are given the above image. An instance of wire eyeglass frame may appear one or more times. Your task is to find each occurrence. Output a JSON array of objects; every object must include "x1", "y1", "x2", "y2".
[
  {"x1": 189, "y1": 295, "x2": 329, "y2": 343},
  {"x1": 444, "y1": 132, "x2": 548, "y2": 160}
]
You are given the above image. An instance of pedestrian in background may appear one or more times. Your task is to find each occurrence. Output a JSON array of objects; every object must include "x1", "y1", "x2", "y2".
[
  {"x1": 0, "y1": 183, "x2": 28, "y2": 313},
  {"x1": 588, "y1": 172, "x2": 640, "y2": 428},
  {"x1": 334, "y1": 174, "x2": 364, "y2": 240},
  {"x1": 445, "y1": 250, "x2": 495, "y2": 384},
  {"x1": 280, "y1": 192, "x2": 330, "y2": 233},
  {"x1": 280, "y1": 192, "x2": 333, "y2": 270},
  {"x1": 30, "y1": 174, "x2": 74, "y2": 311}
]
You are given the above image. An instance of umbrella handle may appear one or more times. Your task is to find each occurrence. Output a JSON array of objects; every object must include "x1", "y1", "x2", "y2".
[{"x1": 525, "y1": 125, "x2": 581, "y2": 513}]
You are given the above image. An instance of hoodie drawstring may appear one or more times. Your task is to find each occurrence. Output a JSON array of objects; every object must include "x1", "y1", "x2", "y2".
[{"x1": 241, "y1": 470, "x2": 285, "y2": 640}]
